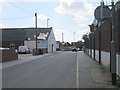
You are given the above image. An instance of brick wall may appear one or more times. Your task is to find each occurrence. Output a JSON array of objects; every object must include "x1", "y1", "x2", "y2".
[
  {"x1": 100, "y1": 20, "x2": 111, "y2": 52},
  {"x1": 116, "y1": 7, "x2": 120, "y2": 54},
  {"x1": 89, "y1": 17, "x2": 119, "y2": 54},
  {"x1": 0, "y1": 49, "x2": 18, "y2": 63}
]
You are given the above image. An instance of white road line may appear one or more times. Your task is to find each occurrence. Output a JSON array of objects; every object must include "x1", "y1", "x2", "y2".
[{"x1": 76, "y1": 52, "x2": 79, "y2": 88}]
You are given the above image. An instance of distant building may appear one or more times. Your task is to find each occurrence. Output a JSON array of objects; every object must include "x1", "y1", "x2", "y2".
[
  {"x1": 71, "y1": 41, "x2": 84, "y2": 49},
  {"x1": 56, "y1": 41, "x2": 60, "y2": 51},
  {"x1": 1, "y1": 27, "x2": 56, "y2": 53}
]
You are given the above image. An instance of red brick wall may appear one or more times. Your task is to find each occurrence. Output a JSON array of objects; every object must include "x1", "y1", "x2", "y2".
[
  {"x1": 94, "y1": 27, "x2": 99, "y2": 50},
  {"x1": 100, "y1": 20, "x2": 111, "y2": 52},
  {"x1": 116, "y1": 8, "x2": 120, "y2": 54},
  {"x1": 0, "y1": 49, "x2": 18, "y2": 63}
]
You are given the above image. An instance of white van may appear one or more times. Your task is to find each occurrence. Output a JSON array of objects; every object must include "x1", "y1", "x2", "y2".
[{"x1": 18, "y1": 46, "x2": 30, "y2": 54}]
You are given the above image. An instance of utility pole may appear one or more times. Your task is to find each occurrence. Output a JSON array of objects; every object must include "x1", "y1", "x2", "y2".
[
  {"x1": 62, "y1": 33, "x2": 64, "y2": 42},
  {"x1": 35, "y1": 12, "x2": 38, "y2": 55},
  {"x1": 47, "y1": 18, "x2": 50, "y2": 28},
  {"x1": 111, "y1": 0, "x2": 116, "y2": 85},
  {"x1": 73, "y1": 32, "x2": 75, "y2": 42}
]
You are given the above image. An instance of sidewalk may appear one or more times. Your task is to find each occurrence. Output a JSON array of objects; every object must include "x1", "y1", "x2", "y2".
[
  {"x1": 1, "y1": 53, "x2": 50, "y2": 69},
  {"x1": 77, "y1": 51, "x2": 117, "y2": 88}
]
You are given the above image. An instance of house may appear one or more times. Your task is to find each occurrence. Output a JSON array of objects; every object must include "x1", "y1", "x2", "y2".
[
  {"x1": 59, "y1": 42, "x2": 72, "y2": 51},
  {"x1": 71, "y1": 41, "x2": 84, "y2": 50},
  {"x1": 1, "y1": 27, "x2": 56, "y2": 53},
  {"x1": 1, "y1": 28, "x2": 25, "y2": 49},
  {"x1": 24, "y1": 27, "x2": 56, "y2": 53}
]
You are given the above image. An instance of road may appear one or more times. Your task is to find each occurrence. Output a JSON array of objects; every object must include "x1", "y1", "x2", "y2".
[
  {"x1": 3, "y1": 52, "x2": 77, "y2": 88},
  {"x1": 2, "y1": 51, "x2": 114, "y2": 88}
]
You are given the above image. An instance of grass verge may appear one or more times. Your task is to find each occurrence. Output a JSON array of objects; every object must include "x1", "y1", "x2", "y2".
[
  {"x1": 117, "y1": 77, "x2": 120, "y2": 87},
  {"x1": 101, "y1": 64, "x2": 120, "y2": 87},
  {"x1": 101, "y1": 64, "x2": 110, "y2": 73}
]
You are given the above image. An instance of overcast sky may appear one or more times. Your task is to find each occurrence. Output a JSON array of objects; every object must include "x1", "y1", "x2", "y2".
[{"x1": 0, "y1": 0, "x2": 114, "y2": 42}]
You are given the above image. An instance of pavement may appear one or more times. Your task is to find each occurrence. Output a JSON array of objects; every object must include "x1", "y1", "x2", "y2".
[
  {"x1": 1, "y1": 53, "x2": 51, "y2": 69},
  {"x1": 77, "y1": 52, "x2": 117, "y2": 88}
]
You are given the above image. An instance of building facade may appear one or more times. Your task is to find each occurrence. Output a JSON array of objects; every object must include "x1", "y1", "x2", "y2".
[{"x1": 1, "y1": 27, "x2": 56, "y2": 53}]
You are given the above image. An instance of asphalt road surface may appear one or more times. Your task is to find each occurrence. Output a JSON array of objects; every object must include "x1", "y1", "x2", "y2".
[
  {"x1": 3, "y1": 52, "x2": 77, "y2": 88},
  {"x1": 2, "y1": 51, "x2": 114, "y2": 88}
]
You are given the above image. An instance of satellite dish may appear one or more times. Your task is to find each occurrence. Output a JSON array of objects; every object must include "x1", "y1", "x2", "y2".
[{"x1": 94, "y1": 5, "x2": 111, "y2": 21}]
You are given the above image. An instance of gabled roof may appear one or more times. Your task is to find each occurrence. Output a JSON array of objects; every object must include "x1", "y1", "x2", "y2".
[
  {"x1": 24, "y1": 28, "x2": 52, "y2": 40},
  {"x1": 1, "y1": 28, "x2": 25, "y2": 41},
  {"x1": 1, "y1": 27, "x2": 52, "y2": 41}
]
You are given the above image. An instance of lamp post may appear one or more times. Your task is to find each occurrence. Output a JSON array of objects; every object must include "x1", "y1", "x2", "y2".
[
  {"x1": 111, "y1": 0, "x2": 116, "y2": 85},
  {"x1": 47, "y1": 18, "x2": 50, "y2": 28},
  {"x1": 35, "y1": 12, "x2": 38, "y2": 55},
  {"x1": 100, "y1": 0, "x2": 116, "y2": 85}
]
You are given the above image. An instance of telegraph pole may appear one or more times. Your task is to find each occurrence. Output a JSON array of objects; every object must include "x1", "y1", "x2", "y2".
[
  {"x1": 47, "y1": 18, "x2": 50, "y2": 28},
  {"x1": 35, "y1": 12, "x2": 38, "y2": 55},
  {"x1": 73, "y1": 32, "x2": 75, "y2": 42},
  {"x1": 111, "y1": 0, "x2": 116, "y2": 85},
  {"x1": 62, "y1": 33, "x2": 64, "y2": 42}
]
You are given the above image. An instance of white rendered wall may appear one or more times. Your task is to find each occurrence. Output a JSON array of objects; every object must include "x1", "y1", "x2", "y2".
[{"x1": 48, "y1": 30, "x2": 56, "y2": 53}]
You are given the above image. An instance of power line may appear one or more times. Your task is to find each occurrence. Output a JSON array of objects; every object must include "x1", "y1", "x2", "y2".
[
  {"x1": 1, "y1": 1, "x2": 34, "y2": 21},
  {"x1": 6, "y1": 1, "x2": 33, "y2": 16},
  {"x1": 1, "y1": 16, "x2": 32, "y2": 20}
]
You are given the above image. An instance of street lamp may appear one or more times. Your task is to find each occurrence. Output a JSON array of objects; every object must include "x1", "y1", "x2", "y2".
[
  {"x1": 111, "y1": 0, "x2": 116, "y2": 85},
  {"x1": 100, "y1": 0, "x2": 116, "y2": 85},
  {"x1": 47, "y1": 18, "x2": 49, "y2": 28}
]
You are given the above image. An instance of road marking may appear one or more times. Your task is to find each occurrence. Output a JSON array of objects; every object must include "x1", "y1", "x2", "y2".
[{"x1": 76, "y1": 52, "x2": 79, "y2": 88}]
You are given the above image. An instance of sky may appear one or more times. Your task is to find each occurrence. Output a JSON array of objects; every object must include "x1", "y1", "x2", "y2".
[{"x1": 0, "y1": 0, "x2": 114, "y2": 43}]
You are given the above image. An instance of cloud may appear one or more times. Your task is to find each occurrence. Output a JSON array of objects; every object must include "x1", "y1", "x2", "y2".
[
  {"x1": 55, "y1": 0, "x2": 96, "y2": 25},
  {"x1": 0, "y1": 0, "x2": 4, "y2": 14},
  {"x1": 0, "y1": 8, "x2": 2, "y2": 14},
  {"x1": 54, "y1": 0, "x2": 98, "y2": 42},
  {"x1": 0, "y1": 0, "x2": 6, "y2": 2},
  {"x1": 0, "y1": 23, "x2": 5, "y2": 28}
]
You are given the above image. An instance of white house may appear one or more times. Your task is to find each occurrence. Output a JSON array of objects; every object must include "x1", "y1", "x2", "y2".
[{"x1": 24, "y1": 27, "x2": 56, "y2": 53}]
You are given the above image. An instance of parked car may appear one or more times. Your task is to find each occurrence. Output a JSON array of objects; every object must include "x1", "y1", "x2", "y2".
[
  {"x1": 72, "y1": 48, "x2": 77, "y2": 52},
  {"x1": 18, "y1": 46, "x2": 30, "y2": 54}
]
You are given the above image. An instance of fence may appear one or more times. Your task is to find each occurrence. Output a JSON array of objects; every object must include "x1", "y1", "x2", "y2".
[{"x1": 83, "y1": 1, "x2": 120, "y2": 76}]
